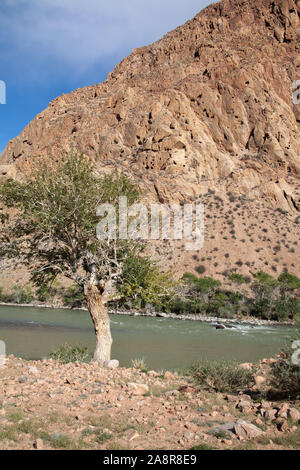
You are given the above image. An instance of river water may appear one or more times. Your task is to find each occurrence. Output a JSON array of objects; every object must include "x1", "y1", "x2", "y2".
[{"x1": 0, "y1": 305, "x2": 297, "y2": 370}]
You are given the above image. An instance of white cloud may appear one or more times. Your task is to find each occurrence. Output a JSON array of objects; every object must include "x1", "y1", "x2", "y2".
[{"x1": 0, "y1": 0, "x2": 212, "y2": 80}]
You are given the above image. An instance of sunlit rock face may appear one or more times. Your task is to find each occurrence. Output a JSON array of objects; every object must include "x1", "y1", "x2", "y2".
[{"x1": 1, "y1": 0, "x2": 299, "y2": 281}]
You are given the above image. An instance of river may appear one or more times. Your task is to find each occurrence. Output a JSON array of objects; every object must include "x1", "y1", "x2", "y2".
[{"x1": 0, "y1": 305, "x2": 297, "y2": 370}]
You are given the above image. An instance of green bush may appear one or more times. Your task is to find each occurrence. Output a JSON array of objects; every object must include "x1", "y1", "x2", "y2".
[
  {"x1": 49, "y1": 343, "x2": 89, "y2": 363},
  {"x1": 12, "y1": 286, "x2": 35, "y2": 304},
  {"x1": 273, "y1": 298, "x2": 300, "y2": 321},
  {"x1": 62, "y1": 285, "x2": 85, "y2": 308},
  {"x1": 36, "y1": 282, "x2": 61, "y2": 303},
  {"x1": 118, "y1": 254, "x2": 175, "y2": 309},
  {"x1": 35, "y1": 284, "x2": 52, "y2": 302},
  {"x1": 166, "y1": 297, "x2": 207, "y2": 315},
  {"x1": 183, "y1": 273, "x2": 221, "y2": 293},
  {"x1": 228, "y1": 273, "x2": 246, "y2": 285},
  {"x1": 190, "y1": 360, "x2": 255, "y2": 394},
  {"x1": 278, "y1": 272, "x2": 300, "y2": 290},
  {"x1": 0, "y1": 285, "x2": 34, "y2": 304},
  {"x1": 269, "y1": 341, "x2": 300, "y2": 400},
  {"x1": 250, "y1": 298, "x2": 273, "y2": 320}
]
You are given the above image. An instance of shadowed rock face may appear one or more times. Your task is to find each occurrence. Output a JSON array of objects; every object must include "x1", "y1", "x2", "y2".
[{"x1": 0, "y1": 0, "x2": 299, "y2": 282}]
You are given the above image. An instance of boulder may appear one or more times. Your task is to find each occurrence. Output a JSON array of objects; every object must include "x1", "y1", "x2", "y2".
[
  {"x1": 124, "y1": 429, "x2": 139, "y2": 442},
  {"x1": 164, "y1": 371, "x2": 174, "y2": 380},
  {"x1": 233, "y1": 420, "x2": 264, "y2": 440},
  {"x1": 178, "y1": 385, "x2": 197, "y2": 394},
  {"x1": 288, "y1": 408, "x2": 300, "y2": 423},
  {"x1": 127, "y1": 383, "x2": 149, "y2": 396},
  {"x1": 254, "y1": 376, "x2": 266, "y2": 387},
  {"x1": 33, "y1": 439, "x2": 43, "y2": 450},
  {"x1": 213, "y1": 419, "x2": 264, "y2": 440},
  {"x1": 28, "y1": 366, "x2": 39, "y2": 375},
  {"x1": 264, "y1": 409, "x2": 277, "y2": 421},
  {"x1": 104, "y1": 360, "x2": 119, "y2": 369}
]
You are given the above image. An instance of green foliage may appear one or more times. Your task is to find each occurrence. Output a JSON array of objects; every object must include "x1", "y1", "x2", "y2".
[
  {"x1": 0, "y1": 149, "x2": 141, "y2": 288},
  {"x1": 250, "y1": 271, "x2": 300, "y2": 321},
  {"x1": 49, "y1": 343, "x2": 89, "y2": 363},
  {"x1": 118, "y1": 253, "x2": 175, "y2": 308},
  {"x1": 206, "y1": 294, "x2": 233, "y2": 318},
  {"x1": 250, "y1": 298, "x2": 273, "y2": 320},
  {"x1": 131, "y1": 358, "x2": 147, "y2": 370},
  {"x1": 94, "y1": 431, "x2": 112, "y2": 444},
  {"x1": 183, "y1": 273, "x2": 221, "y2": 293},
  {"x1": 251, "y1": 271, "x2": 278, "y2": 305},
  {"x1": 45, "y1": 433, "x2": 74, "y2": 449},
  {"x1": 35, "y1": 281, "x2": 61, "y2": 303},
  {"x1": 0, "y1": 150, "x2": 176, "y2": 316},
  {"x1": 269, "y1": 342, "x2": 300, "y2": 400},
  {"x1": 190, "y1": 360, "x2": 255, "y2": 394},
  {"x1": 35, "y1": 283, "x2": 53, "y2": 302},
  {"x1": 191, "y1": 444, "x2": 216, "y2": 450},
  {"x1": 62, "y1": 285, "x2": 85, "y2": 308},
  {"x1": 0, "y1": 285, "x2": 35, "y2": 304},
  {"x1": 228, "y1": 273, "x2": 246, "y2": 284},
  {"x1": 274, "y1": 298, "x2": 300, "y2": 321},
  {"x1": 278, "y1": 272, "x2": 300, "y2": 290}
]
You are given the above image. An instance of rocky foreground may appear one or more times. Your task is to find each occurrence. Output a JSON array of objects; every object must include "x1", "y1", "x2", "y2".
[{"x1": 0, "y1": 356, "x2": 299, "y2": 450}]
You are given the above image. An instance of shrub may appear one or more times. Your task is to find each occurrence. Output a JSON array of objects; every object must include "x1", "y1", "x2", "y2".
[
  {"x1": 12, "y1": 286, "x2": 35, "y2": 304},
  {"x1": 250, "y1": 298, "x2": 273, "y2": 320},
  {"x1": 269, "y1": 342, "x2": 300, "y2": 400},
  {"x1": 131, "y1": 357, "x2": 147, "y2": 371},
  {"x1": 118, "y1": 254, "x2": 175, "y2": 309},
  {"x1": 190, "y1": 360, "x2": 255, "y2": 394},
  {"x1": 182, "y1": 273, "x2": 221, "y2": 293},
  {"x1": 35, "y1": 283, "x2": 52, "y2": 302},
  {"x1": 167, "y1": 297, "x2": 206, "y2": 315},
  {"x1": 273, "y1": 298, "x2": 300, "y2": 321},
  {"x1": 49, "y1": 343, "x2": 89, "y2": 363},
  {"x1": 195, "y1": 265, "x2": 206, "y2": 274},
  {"x1": 278, "y1": 272, "x2": 300, "y2": 290},
  {"x1": 228, "y1": 273, "x2": 246, "y2": 285},
  {"x1": 62, "y1": 285, "x2": 85, "y2": 308}
]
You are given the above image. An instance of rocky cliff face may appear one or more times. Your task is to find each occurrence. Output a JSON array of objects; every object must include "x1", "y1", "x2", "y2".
[{"x1": 1, "y1": 0, "x2": 300, "y2": 284}]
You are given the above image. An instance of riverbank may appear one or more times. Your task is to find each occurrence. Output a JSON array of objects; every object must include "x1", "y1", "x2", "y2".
[
  {"x1": 0, "y1": 302, "x2": 296, "y2": 327},
  {"x1": 0, "y1": 356, "x2": 299, "y2": 450}
]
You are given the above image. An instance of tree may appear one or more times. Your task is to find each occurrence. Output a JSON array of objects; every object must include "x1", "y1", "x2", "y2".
[
  {"x1": 0, "y1": 149, "x2": 167, "y2": 363},
  {"x1": 118, "y1": 253, "x2": 175, "y2": 309},
  {"x1": 182, "y1": 273, "x2": 221, "y2": 295},
  {"x1": 251, "y1": 271, "x2": 278, "y2": 301}
]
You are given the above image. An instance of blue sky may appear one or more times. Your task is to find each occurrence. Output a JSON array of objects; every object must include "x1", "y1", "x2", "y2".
[{"x1": 0, "y1": 0, "x2": 212, "y2": 155}]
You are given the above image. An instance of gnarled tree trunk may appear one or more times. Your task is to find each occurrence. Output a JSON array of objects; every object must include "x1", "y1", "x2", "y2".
[{"x1": 84, "y1": 281, "x2": 112, "y2": 364}]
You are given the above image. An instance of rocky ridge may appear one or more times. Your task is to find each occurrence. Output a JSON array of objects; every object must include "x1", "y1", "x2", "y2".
[{"x1": 0, "y1": 0, "x2": 300, "y2": 284}]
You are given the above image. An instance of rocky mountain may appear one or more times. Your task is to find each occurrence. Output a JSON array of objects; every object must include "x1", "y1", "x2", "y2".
[{"x1": 0, "y1": 0, "x2": 300, "y2": 288}]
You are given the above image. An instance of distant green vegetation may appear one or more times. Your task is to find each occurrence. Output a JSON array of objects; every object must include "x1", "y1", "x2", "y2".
[
  {"x1": 0, "y1": 269, "x2": 299, "y2": 323},
  {"x1": 160, "y1": 270, "x2": 300, "y2": 322}
]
